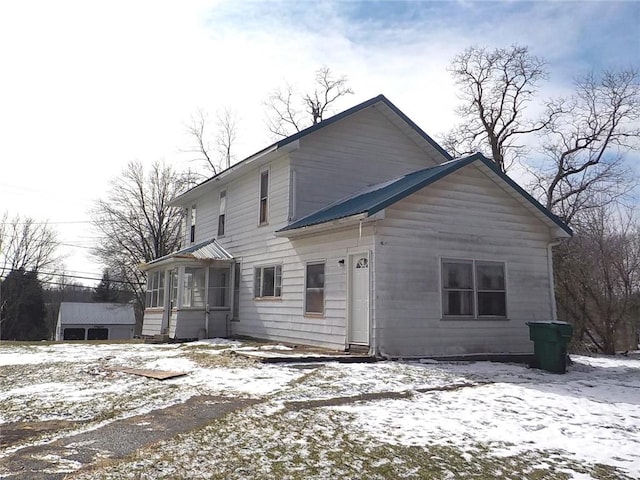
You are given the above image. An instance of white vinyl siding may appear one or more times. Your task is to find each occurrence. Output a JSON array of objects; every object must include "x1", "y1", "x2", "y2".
[
  {"x1": 290, "y1": 106, "x2": 447, "y2": 221},
  {"x1": 374, "y1": 164, "x2": 556, "y2": 357},
  {"x1": 157, "y1": 102, "x2": 560, "y2": 357}
]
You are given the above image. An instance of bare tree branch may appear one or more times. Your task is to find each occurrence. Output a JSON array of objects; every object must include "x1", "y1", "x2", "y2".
[
  {"x1": 443, "y1": 45, "x2": 549, "y2": 172},
  {"x1": 0, "y1": 212, "x2": 60, "y2": 279},
  {"x1": 531, "y1": 69, "x2": 640, "y2": 223},
  {"x1": 182, "y1": 107, "x2": 239, "y2": 176},
  {"x1": 90, "y1": 160, "x2": 195, "y2": 329},
  {"x1": 265, "y1": 66, "x2": 354, "y2": 138},
  {"x1": 555, "y1": 205, "x2": 640, "y2": 353}
]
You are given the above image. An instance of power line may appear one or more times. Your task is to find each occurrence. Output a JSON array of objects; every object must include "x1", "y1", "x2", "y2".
[
  {"x1": 0, "y1": 267, "x2": 145, "y2": 286},
  {"x1": 40, "y1": 279, "x2": 138, "y2": 293},
  {"x1": 0, "y1": 220, "x2": 93, "y2": 226}
]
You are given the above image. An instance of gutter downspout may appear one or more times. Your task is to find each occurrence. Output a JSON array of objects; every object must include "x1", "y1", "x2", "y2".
[
  {"x1": 547, "y1": 240, "x2": 561, "y2": 321},
  {"x1": 370, "y1": 222, "x2": 377, "y2": 358}
]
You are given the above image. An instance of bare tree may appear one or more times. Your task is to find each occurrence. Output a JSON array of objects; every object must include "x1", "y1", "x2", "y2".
[
  {"x1": 443, "y1": 45, "x2": 550, "y2": 172},
  {"x1": 265, "y1": 65, "x2": 354, "y2": 137},
  {"x1": 183, "y1": 107, "x2": 239, "y2": 176},
  {"x1": 530, "y1": 69, "x2": 640, "y2": 224},
  {"x1": 90, "y1": 160, "x2": 194, "y2": 330},
  {"x1": 0, "y1": 211, "x2": 60, "y2": 277},
  {"x1": 555, "y1": 206, "x2": 640, "y2": 354},
  {"x1": 216, "y1": 107, "x2": 238, "y2": 171}
]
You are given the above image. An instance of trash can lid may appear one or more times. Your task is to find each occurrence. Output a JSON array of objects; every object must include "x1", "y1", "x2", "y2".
[{"x1": 526, "y1": 321, "x2": 572, "y2": 325}]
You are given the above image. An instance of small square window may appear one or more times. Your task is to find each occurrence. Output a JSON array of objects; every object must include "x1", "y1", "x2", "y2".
[{"x1": 254, "y1": 265, "x2": 282, "y2": 298}]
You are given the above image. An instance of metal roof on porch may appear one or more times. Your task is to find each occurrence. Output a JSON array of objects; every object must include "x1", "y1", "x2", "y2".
[{"x1": 143, "y1": 239, "x2": 234, "y2": 268}]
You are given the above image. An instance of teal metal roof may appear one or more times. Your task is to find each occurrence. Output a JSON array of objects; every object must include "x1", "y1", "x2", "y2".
[{"x1": 278, "y1": 153, "x2": 573, "y2": 236}]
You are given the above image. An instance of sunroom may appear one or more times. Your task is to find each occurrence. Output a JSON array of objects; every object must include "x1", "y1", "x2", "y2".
[{"x1": 139, "y1": 239, "x2": 236, "y2": 340}]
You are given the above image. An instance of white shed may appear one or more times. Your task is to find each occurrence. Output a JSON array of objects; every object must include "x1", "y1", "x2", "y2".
[{"x1": 56, "y1": 302, "x2": 136, "y2": 341}]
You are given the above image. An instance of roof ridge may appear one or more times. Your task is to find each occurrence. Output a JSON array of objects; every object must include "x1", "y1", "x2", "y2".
[{"x1": 171, "y1": 94, "x2": 452, "y2": 202}]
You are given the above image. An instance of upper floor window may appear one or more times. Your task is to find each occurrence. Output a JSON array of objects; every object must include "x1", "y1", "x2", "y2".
[
  {"x1": 442, "y1": 259, "x2": 506, "y2": 318},
  {"x1": 218, "y1": 190, "x2": 227, "y2": 236},
  {"x1": 190, "y1": 205, "x2": 197, "y2": 243},
  {"x1": 259, "y1": 170, "x2": 269, "y2": 225},
  {"x1": 254, "y1": 264, "x2": 281, "y2": 298}
]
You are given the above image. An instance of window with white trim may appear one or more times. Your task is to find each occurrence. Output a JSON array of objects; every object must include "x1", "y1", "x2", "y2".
[
  {"x1": 305, "y1": 262, "x2": 325, "y2": 315},
  {"x1": 146, "y1": 271, "x2": 165, "y2": 308},
  {"x1": 208, "y1": 267, "x2": 230, "y2": 307},
  {"x1": 259, "y1": 170, "x2": 269, "y2": 225},
  {"x1": 254, "y1": 265, "x2": 282, "y2": 298},
  {"x1": 442, "y1": 259, "x2": 506, "y2": 318},
  {"x1": 218, "y1": 190, "x2": 226, "y2": 236},
  {"x1": 190, "y1": 204, "x2": 197, "y2": 243},
  {"x1": 170, "y1": 269, "x2": 178, "y2": 308},
  {"x1": 183, "y1": 267, "x2": 206, "y2": 308}
]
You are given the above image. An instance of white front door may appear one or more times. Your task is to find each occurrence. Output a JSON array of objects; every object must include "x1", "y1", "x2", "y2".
[{"x1": 349, "y1": 253, "x2": 370, "y2": 345}]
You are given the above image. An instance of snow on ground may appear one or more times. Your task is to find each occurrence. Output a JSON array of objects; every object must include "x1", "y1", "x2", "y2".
[
  {"x1": 0, "y1": 341, "x2": 303, "y2": 426},
  {"x1": 1, "y1": 341, "x2": 639, "y2": 479},
  {"x1": 333, "y1": 356, "x2": 640, "y2": 476}
]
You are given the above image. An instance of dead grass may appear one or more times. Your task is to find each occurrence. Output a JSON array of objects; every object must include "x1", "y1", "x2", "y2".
[
  {"x1": 69, "y1": 404, "x2": 633, "y2": 480},
  {"x1": 182, "y1": 349, "x2": 258, "y2": 369}
]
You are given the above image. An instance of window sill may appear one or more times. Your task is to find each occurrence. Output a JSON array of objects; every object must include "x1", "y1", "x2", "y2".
[
  {"x1": 145, "y1": 307, "x2": 164, "y2": 312},
  {"x1": 441, "y1": 316, "x2": 510, "y2": 321},
  {"x1": 304, "y1": 313, "x2": 325, "y2": 318},
  {"x1": 253, "y1": 297, "x2": 282, "y2": 301}
]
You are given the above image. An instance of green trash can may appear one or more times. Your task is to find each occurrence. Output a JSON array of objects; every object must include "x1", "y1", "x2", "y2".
[{"x1": 527, "y1": 321, "x2": 573, "y2": 373}]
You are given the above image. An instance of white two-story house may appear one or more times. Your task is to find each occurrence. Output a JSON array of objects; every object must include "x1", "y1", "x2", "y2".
[{"x1": 140, "y1": 95, "x2": 571, "y2": 358}]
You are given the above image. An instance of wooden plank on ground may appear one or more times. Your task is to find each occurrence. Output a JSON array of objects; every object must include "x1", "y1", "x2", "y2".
[{"x1": 104, "y1": 366, "x2": 188, "y2": 380}]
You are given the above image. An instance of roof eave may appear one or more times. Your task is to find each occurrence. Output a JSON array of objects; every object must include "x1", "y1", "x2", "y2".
[
  {"x1": 275, "y1": 213, "x2": 369, "y2": 238},
  {"x1": 169, "y1": 141, "x2": 300, "y2": 207}
]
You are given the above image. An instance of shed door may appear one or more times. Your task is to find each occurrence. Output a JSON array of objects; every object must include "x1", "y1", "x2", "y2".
[{"x1": 349, "y1": 254, "x2": 370, "y2": 345}]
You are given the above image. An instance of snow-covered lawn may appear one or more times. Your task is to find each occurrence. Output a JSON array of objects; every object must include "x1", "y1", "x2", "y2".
[{"x1": 1, "y1": 340, "x2": 638, "y2": 479}]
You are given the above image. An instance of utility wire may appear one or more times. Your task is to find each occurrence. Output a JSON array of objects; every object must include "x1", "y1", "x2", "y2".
[{"x1": 0, "y1": 267, "x2": 145, "y2": 285}]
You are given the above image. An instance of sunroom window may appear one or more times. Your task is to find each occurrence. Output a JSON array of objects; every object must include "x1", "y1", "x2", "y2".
[
  {"x1": 183, "y1": 267, "x2": 206, "y2": 308},
  {"x1": 208, "y1": 267, "x2": 230, "y2": 307},
  {"x1": 146, "y1": 271, "x2": 165, "y2": 308}
]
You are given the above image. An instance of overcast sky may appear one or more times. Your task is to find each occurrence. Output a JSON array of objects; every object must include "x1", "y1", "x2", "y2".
[{"x1": 1, "y1": 0, "x2": 638, "y2": 285}]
